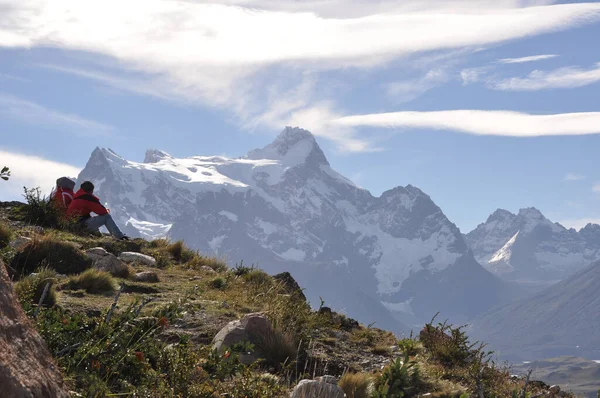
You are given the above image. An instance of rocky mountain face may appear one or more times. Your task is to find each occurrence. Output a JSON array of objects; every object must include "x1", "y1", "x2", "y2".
[
  {"x1": 471, "y1": 259, "x2": 600, "y2": 362},
  {"x1": 77, "y1": 127, "x2": 510, "y2": 330},
  {"x1": 465, "y1": 208, "x2": 600, "y2": 283}
]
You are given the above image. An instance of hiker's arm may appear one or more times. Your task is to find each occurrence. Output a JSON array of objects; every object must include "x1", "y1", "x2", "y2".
[{"x1": 89, "y1": 200, "x2": 109, "y2": 216}]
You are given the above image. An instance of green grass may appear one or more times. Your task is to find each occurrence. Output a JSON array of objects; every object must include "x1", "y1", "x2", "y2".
[
  {"x1": 0, "y1": 222, "x2": 12, "y2": 249},
  {"x1": 14, "y1": 267, "x2": 58, "y2": 308},
  {"x1": 9, "y1": 236, "x2": 92, "y2": 279},
  {"x1": 209, "y1": 276, "x2": 227, "y2": 289},
  {"x1": 242, "y1": 269, "x2": 271, "y2": 286},
  {"x1": 66, "y1": 268, "x2": 116, "y2": 294}
]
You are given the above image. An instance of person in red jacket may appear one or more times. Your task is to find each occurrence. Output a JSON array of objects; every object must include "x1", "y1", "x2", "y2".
[
  {"x1": 67, "y1": 181, "x2": 129, "y2": 240},
  {"x1": 51, "y1": 177, "x2": 75, "y2": 211}
]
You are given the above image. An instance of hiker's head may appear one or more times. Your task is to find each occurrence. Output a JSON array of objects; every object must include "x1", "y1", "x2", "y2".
[{"x1": 80, "y1": 181, "x2": 95, "y2": 193}]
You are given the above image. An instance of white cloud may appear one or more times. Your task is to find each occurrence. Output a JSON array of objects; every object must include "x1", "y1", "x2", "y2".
[
  {"x1": 387, "y1": 69, "x2": 449, "y2": 102},
  {"x1": 497, "y1": 54, "x2": 559, "y2": 63},
  {"x1": 558, "y1": 217, "x2": 600, "y2": 230},
  {"x1": 593, "y1": 183, "x2": 600, "y2": 193},
  {"x1": 0, "y1": 93, "x2": 113, "y2": 134},
  {"x1": 332, "y1": 110, "x2": 600, "y2": 137},
  {"x1": 1, "y1": 0, "x2": 600, "y2": 150},
  {"x1": 460, "y1": 66, "x2": 495, "y2": 85},
  {"x1": 0, "y1": 150, "x2": 81, "y2": 200},
  {"x1": 564, "y1": 173, "x2": 586, "y2": 181},
  {"x1": 494, "y1": 62, "x2": 600, "y2": 90}
]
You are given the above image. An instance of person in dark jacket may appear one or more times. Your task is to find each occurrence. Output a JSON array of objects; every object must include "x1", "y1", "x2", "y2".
[{"x1": 67, "y1": 181, "x2": 129, "y2": 240}]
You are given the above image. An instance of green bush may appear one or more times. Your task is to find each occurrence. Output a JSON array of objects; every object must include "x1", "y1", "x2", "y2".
[
  {"x1": 338, "y1": 372, "x2": 372, "y2": 398},
  {"x1": 9, "y1": 236, "x2": 92, "y2": 279},
  {"x1": 232, "y1": 261, "x2": 254, "y2": 276},
  {"x1": 398, "y1": 335, "x2": 420, "y2": 356},
  {"x1": 420, "y1": 318, "x2": 473, "y2": 367},
  {"x1": 242, "y1": 269, "x2": 271, "y2": 286},
  {"x1": 14, "y1": 267, "x2": 58, "y2": 308},
  {"x1": 20, "y1": 187, "x2": 64, "y2": 228},
  {"x1": 67, "y1": 269, "x2": 115, "y2": 294},
  {"x1": 372, "y1": 351, "x2": 422, "y2": 397},
  {"x1": 209, "y1": 277, "x2": 227, "y2": 290}
]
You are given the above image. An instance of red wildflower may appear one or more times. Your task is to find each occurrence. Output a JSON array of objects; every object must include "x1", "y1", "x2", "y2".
[
  {"x1": 62, "y1": 319, "x2": 69, "y2": 325},
  {"x1": 223, "y1": 350, "x2": 231, "y2": 359},
  {"x1": 91, "y1": 360, "x2": 101, "y2": 370},
  {"x1": 135, "y1": 352, "x2": 145, "y2": 362},
  {"x1": 158, "y1": 316, "x2": 169, "y2": 328}
]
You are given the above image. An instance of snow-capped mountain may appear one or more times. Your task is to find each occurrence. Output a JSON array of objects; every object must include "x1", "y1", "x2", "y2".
[
  {"x1": 465, "y1": 208, "x2": 600, "y2": 283},
  {"x1": 77, "y1": 127, "x2": 510, "y2": 330}
]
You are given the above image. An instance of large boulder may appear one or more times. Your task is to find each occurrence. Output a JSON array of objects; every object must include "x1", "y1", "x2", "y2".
[
  {"x1": 118, "y1": 252, "x2": 156, "y2": 267},
  {"x1": 212, "y1": 313, "x2": 272, "y2": 364},
  {"x1": 85, "y1": 247, "x2": 130, "y2": 277},
  {"x1": 273, "y1": 272, "x2": 306, "y2": 302},
  {"x1": 0, "y1": 259, "x2": 69, "y2": 397},
  {"x1": 290, "y1": 379, "x2": 345, "y2": 398}
]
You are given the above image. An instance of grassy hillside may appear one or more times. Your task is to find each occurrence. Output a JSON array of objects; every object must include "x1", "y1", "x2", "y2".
[{"x1": 0, "y1": 199, "x2": 578, "y2": 397}]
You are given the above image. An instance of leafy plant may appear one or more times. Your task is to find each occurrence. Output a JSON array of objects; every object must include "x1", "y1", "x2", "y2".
[
  {"x1": 1, "y1": 166, "x2": 9, "y2": 181},
  {"x1": 209, "y1": 277, "x2": 227, "y2": 289},
  {"x1": 372, "y1": 351, "x2": 422, "y2": 398},
  {"x1": 20, "y1": 187, "x2": 64, "y2": 228}
]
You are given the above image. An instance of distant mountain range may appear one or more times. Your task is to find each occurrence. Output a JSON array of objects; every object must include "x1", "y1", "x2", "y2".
[
  {"x1": 471, "y1": 259, "x2": 600, "y2": 361},
  {"x1": 465, "y1": 208, "x2": 600, "y2": 283},
  {"x1": 77, "y1": 127, "x2": 514, "y2": 331}
]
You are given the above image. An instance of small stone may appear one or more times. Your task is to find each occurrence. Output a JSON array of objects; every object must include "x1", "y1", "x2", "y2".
[
  {"x1": 9, "y1": 236, "x2": 32, "y2": 249},
  {"x1": 199, "y1": 266, "x2": 217, "y2": 274},
  {"x1": 549, "y1": 385, "x2": 560, "y2": 394},
  {"x1": 189, "y1": 276, "x2": 201, "y2": 281},
  {"x1": 119, "y1": 252, "x2": 157, "y2": 266},
  {"x1": 134, "y1": 271, "x2": 159, "y2": 283}
]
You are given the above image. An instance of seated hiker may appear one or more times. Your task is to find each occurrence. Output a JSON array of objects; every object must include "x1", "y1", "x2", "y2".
[
  {"x1": 51, "y1": 177, "x2": 75, "y2": 211},
  {"x1": 67, "y1": 181, "x2": 129, "y2": 240}
]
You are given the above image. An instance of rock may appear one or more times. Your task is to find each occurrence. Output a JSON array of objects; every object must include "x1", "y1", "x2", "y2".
[
  {"x1": 319, "y1": 306, "x2": 333, "y2": 316},
  {"x1": 549, "y1": 385, "x2": 561, "y2": 394},
  {"x1": 0, "y1": 259, "x2": 70, "y2": 397},
  {"x1": 134, "y1": 271, "x2": 159, "y2": 283},
  {"x1": 189, "y1": 276, "x2": 201, "y2": 281},
  {"x1": 273, "y1": 272, "x2": 306, "y2": 301},
  {"x1": 290, "y1": 379, "x2": 345, "y2": 398},
  {"x1": 85, "y1": 247, "x2": 129, "y2": 277},
  {"x1": 199, "y1": 266, "x2": 217, "y2": 274},
  {"x1": 557, "y1": 391, "x2": 567, "y2": 397},
  {"x1": 212, "y1": 313, "x2": 272, "y2": 364},
  {"x1": 119, "y1": 252, "x2": 157, "y2": 266},
  {"x1": 9, "y1": 236, "x2": 32, "y2": 249},
  {"x1": 316, "y1": 375, "x2": 338, "y2": 385}
]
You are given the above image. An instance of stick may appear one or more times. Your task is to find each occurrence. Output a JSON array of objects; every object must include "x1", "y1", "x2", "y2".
[
  {"x1": 34, "y1": 282, "x2": 51, "y2": 319},
  {"x1": 105, "y1": 283, "x2": 124, "y2": 323}
]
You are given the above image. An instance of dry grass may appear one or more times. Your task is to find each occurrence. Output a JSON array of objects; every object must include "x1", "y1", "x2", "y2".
[
  {"x1": 14, "y1": 267, "x2": 58, "y2": 307},
  {"x1": 186, "y1": 255, "x2": 228, "y2": 272},
  {"x1": 252, "y1": 326, "x2": 298, "y2": 371},
  {"x1": 339, "y1": 372, "x2": 373, "y2": 398},
  {"x1": 0, "y1": 222, "x2": 12, "y2": 249},
  {"x1": 67, "y1": 269, "x2": 116, "y2": 294},
  {"x1": 9, "y1": 236, "x2": 92, "y2": 279},
  {"x1": 242, "y1": 269, "x2": 272, "y2": 286},
  {"x1": 371, "y1": 345, "x2": 392, "y2": 356}
]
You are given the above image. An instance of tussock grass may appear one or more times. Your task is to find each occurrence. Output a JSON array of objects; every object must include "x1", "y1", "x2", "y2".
[
  {"x1": 242, "y1": 269, "x2": 271, "y2": 286},
  {"x1": 209, "y1": 276, "x2": 227, "y2": 290},
  {"x1": 252, "y1": 326, "x2": 297, "y2": 371},
  {"x1": 187, "y1": 255, "x2": 228, "y2": 272},
  {"x1": 166, "y1": 240, "x2": 196, "y2": 263},
  {"x1": 371, "y1": 345, "x2": 392, "y2": 356},
  {"x1": 14, "y1": 267, "x2": 58, "y2": 307},
  {"x1": 339, "y1": 372, "x2": 373, "y2": 398},
  {"x1": 9, "y1": 236, "x2": 92, "y2": 279},
  {"x1": 0, "y1": 222, "x2": 12, "y2": 249},
  {"x1": 67, "y1": 268, "x2": 115, "y2": 294}
]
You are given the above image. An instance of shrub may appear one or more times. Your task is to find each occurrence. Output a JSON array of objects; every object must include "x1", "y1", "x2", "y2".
[
  {"x1": 14, "y1": 267, "x2": 58, "y2": 308},
  {"x1": 0, "y1": 222, "x2": 12, "y2": 249},
  {"x1": 420, "y1": 317, "x2": 473, "y2": 368},
  {"x1": 67, "y1": 269, "x2": 115, "y2": 294},
  {"x1": 339, "y1": 372, "x2": 372, "y2": 398},
  {"x1": 242, "y1": 269, "x2": 271, "y2": 286},
  {"x1": 9, "y1": 236, "x2": 92, "y2": 279},
  {"x1": 20, "y1": 187, "x2": 64, "y2": 228},
  {"x1": 209, "y1": 277, "x2": 227, "y2": 289},
  {"x1": 232, "y1": 261, "x2": 254, "y2": 276},
  {"x1": 398, "y1": 335, "x2": 420, "y2": 356},
  {"x1": 252, "y1": 326, "x2": 297, "y2": 371},
  {"x1": 167, "y1": 240, "x2": 196, "y2": 263},
  {"x1": 372, "y1": 351, "x2": 422, "y2": 398}
]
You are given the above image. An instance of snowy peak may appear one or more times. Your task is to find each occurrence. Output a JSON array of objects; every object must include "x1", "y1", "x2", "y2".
[
  {"x1": 247, "y1": 127, "x2": 329, "y2": 167},
  {"x1": 144, "y1": 149, "x2": 172, "y2": 164}
]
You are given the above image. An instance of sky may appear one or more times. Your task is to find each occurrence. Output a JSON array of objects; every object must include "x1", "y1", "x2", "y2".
[{"x1": 1, "y1": 0, "x2": 600, "y2": 233}]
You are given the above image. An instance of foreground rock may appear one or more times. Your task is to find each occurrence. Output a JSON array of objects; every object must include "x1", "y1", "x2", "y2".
[
  {"x1": 273, "y1": 272, "x2": 306, "y2": 301},
  {"x1": 290, "y1": 379, "x2": 345, "y2": 398},
  {"x1": 85, "y1": 247, "x2": 130, "y2": 277},
  {"x1": 0, "y1": 259, "x2": 69, "y2": 397},
  {"x1": 119, "y1": 252, "x2": 156, "y2": 266},
  {"x1": 212, "y1": 313, "x2": 271, "y2": 365},
  {"x1": 134, "y1": 271, "x2": 159, "y2": 283}
]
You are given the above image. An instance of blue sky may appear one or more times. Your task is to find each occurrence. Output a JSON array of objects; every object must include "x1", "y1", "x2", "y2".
[{"x1": 1, "y1": 0, "x2": 600, "y2": 233}]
